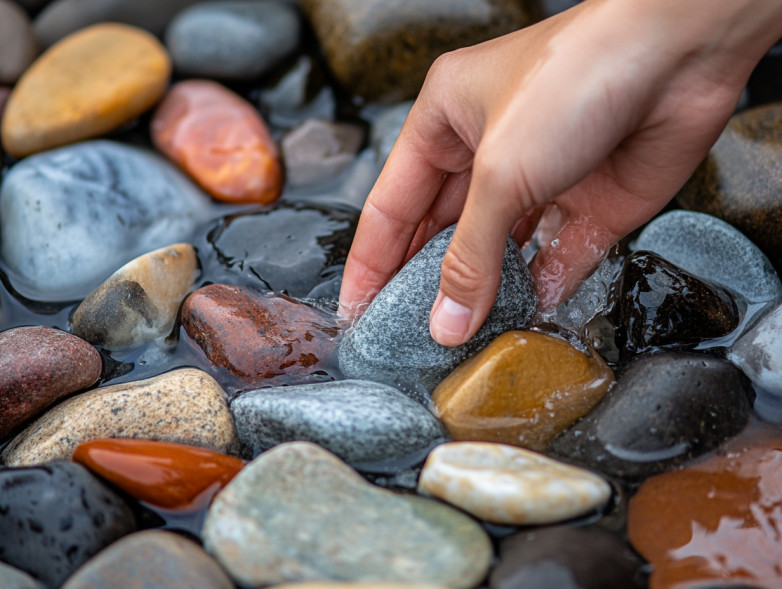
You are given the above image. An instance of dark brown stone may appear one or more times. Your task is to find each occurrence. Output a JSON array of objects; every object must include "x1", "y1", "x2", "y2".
[
  {"x1": 0, "y1": 0, "x2": 37, "y2": 85},
  {"x1": 0, "y1": 326, "x2": 101, "y2": 439},
  {"x1": 299, "y1": 0, "x2": 541, "y2": 101},
  {"x1": 180, "y1": 284, "x2": 341, "y2": 386},
  {"x1": 677, "y1": 103, "x2": 782, "y2": 272}
]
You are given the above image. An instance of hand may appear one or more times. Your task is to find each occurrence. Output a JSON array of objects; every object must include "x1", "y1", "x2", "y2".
[{"x1": 339, "y1": 0, "x2": 782, "y2": 346}]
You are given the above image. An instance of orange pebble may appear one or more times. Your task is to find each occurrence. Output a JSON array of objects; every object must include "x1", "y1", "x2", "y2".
[
  {"x1": 152, "y1": 79, "x2": 282, "y2": 204},
  {"x1": 72, "y1": 438, "x2": 244, "y2": 510}
]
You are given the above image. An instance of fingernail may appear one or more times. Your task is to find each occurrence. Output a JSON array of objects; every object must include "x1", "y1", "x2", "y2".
[{"x1": 430, "y1": 291, "x2": 473, "y2": 346}]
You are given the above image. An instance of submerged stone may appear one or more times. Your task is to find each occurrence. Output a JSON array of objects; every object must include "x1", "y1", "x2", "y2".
[
  {"x1": 432, "y1": 331, "x2": 612, "y2": 451},
  {"x1": 0, "y1": 140, "x2": 213, "y2": 302},
  {"x1": 231, "y1": 379, "x2": 446, "y2": 470},
  {"x1": 339, "y1": 225, "x2": 537, "y2": 393},
  {"x1": 71, "y1": 243, "x2": 198, "y2": 350},
  {"x1": 202, "y1": 442, "x2": 492, "y2": 588},
  {"x1": 628, "y1": 434, "x2": 782, "y2": 589},
  {"x1": 551, "y1": 352, "x2": 754, "y2": 480}
]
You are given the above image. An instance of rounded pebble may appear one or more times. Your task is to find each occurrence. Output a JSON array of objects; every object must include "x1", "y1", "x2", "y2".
[{"x1": 0, "y1": 0, "x2": 38, "y2": 85}]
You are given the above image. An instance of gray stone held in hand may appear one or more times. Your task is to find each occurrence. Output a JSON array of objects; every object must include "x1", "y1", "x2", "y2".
[{"x1": 338, "y1": 224, "x2": 538, "y2": 393}]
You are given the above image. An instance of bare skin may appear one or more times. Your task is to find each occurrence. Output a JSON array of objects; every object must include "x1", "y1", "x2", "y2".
[{"x1": 339, "y1": 0, "x2": 782, "y2": 346}]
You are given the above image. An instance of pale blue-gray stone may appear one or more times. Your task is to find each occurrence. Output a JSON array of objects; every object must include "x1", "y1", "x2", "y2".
[
  {"x1": 0, "y1": 562, "x2": 44, "y2": 589},
  {"x1": 370, "y1": 100, "x2": 413, "y2": 166},
  {"x1": 231, "y1": 379, "x2": 447, "y2": 470},
  {"x1": 729, "y1": 300, "x2": 782, "y2": 422},
  {"x1": 202, "y1": 441, "x2": 492, "y2": 588},
  {"x1": 338, "y1": 224, "x2": 537, "y2": 393},
  {"x1": 165, "y1": 0, "x2": 300, "y2": 80},
  {"x1": 632, "y1": 210, "x2": 782, "y2": 306},
  {"x1": 0, "y1": 140, "x2": 214, "y2": 302}
]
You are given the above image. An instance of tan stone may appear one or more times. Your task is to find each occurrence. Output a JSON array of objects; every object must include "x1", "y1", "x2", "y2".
[
  {"x1": 2, "y1": 368, "x2": 238, "y2": 466},
  {"x1": 1, "y1": 23, "x2": 170, "y2": 157},
  {"x1": 432, "y1": 331, "x2": 613, "y2": 451},
  {"x1": 71, "y1": 243, "x2": 198, "y2": 350},
  {"x1": 418, "y1": 441, "x2": 611, "y2": 525}
]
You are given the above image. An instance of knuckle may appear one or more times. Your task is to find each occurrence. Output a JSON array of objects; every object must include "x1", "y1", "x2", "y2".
[{"x1": 440, "y1": 246, "x2": 486, "y2": 297}]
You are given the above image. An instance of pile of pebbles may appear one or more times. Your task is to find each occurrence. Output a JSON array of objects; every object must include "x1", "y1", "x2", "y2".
[{"x1": 1, "y1": 1, "x2": 782, "y2": 588}]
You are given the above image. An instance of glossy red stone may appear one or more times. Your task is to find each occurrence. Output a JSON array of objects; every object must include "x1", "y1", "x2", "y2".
[
  {"x1": 628, "y1": 425, "x2": 782, "y2": 588},
  {"x1": 72, "y1": 438, "x2": 244, "y2": 510},
  {"x1": 152, "y1": 79, "x2": 282, "y2": 205},
  {"x1": 180, "y1": 284, "x2": 341, "y2": 385}
]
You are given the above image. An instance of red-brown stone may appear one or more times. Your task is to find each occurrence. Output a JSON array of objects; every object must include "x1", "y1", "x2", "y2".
[
  {"x1": 72, "y1": 438, "x2": 244, "y2": 510},
  {"x1": 628, "y1": 425, "x2": 782, "y2": 588},
  {"x1": 151, "y1": 79, "x2": 282, "y2": 205},
  {"x1": 0, "y1": 326, "x2": 101, "y2": 439},
  {"x1": 180, "y1": 284, "x2": 341, "y2": 385}
]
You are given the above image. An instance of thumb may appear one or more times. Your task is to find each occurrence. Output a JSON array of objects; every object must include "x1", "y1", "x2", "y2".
[{"x1": 429, "y1": 152, "x2": 526, "y2": 347}]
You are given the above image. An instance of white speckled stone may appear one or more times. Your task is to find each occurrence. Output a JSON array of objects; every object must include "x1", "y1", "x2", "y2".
[
  {"x1": 339, "y1": 224, "x2": 537, "y2": 393},
  {"x1": 2, "y1": 368, "x2": 238, "y2": 466},
  {"x1": 71, "y1": 243, "x2": 199, "y2": 350},
  {"x1": 418, "y1": 441, "x2": 611, "y2": 525},
  {"x1": 203, "y1": 442, "x2": 491, "y2": 588}
]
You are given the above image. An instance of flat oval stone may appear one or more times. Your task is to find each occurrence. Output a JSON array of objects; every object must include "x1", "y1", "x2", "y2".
[
  {"x1": 152, "y1": 79, "x2": 282, "y2": 205},
  {"x1": 165, "y1": 0, "x2": 301, "y2": 80},
  {"x1": 677, "y1": 104, "x2": 782, "y2": 271},
  {"x1": 432, "y1": 331, "x2": 613, "y2": 451},
  {"x1": 282, "y1": 118, "x2": 364, "y2": 187},
  {"x1": 204, "y1": 202, "x2": 357, "y2": 299},
  {"x1": 71, "y1": 243, "x2": 198, "y2": 350},
  {"x1": 231, "y1": 379, "x2": 447, "y2": 470},
  {"x1": 72, "y1": 438, "x2": 244, "y2": 510},
  {"x1": 491, "y1": 525, "x2": 646, "y2": 589},
  {"x1": 0, "y1": 140, "x2": 214, "y2": 302},
  {"x1": 0, "y1": 0, "x2": 37, "y2": 85},
  {"x1": 33, "y1": 0, "x2": 207, "y2": 48},
  {"x1": 418, "y1": 441, "x2": 611, "y2": 525},
  {"x1": 0, "y1": 326, "x2": 101, "y2": 440},
  {"x1": 339, "y1": 225, "x2": 537, "y2": 394},
  {"x1": 729, "y1": 301, "x2": 782, "y2": 421},
  {"x1": 633, "y1": 209, "x2": 782, "y2": 307},
  {"x1": 628, "y1": 433, "x2": 782, "y2": 588},
  {"x1": 61, "y1": 530, "x2": 234, "y2": 589},
  {"x1": 2, "y1": 368, "x2": 239, "y2": 466},
  {"x1": 2, "y1": 23, "x2": 170, "y2": 158},
  {"x1": 299, "y1": 0, "x2": 540, "y2": 101},
  {"x1": 0, "y1": 462, "x2": 136, "y2": 589},
  {"x1": 550, "y1": 352, "x2": 754, "y2": 480},
  {"x1": 181, "y1": 284, "x2": 340, "y2": 386},
  {"x1": 202, "y1": 442, "x2": 492, "y2": 588}
]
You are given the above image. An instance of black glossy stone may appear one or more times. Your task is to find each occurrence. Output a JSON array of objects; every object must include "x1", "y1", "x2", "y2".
[
  {"x1": 204, "y1": 201, "x2": 358, "y2": 299},
  {"x1": 0, "y1": 462, "x2": 137, "y2": 588},
  {"x1": 550, "y1": 352, "x2": 754, "y2": 480},
  {"x1": 587, "y1": 251, "x2": 740, "y2": 361},
  {"x1": 490, "y1": 525, "x2": 646, "y2": 589}
]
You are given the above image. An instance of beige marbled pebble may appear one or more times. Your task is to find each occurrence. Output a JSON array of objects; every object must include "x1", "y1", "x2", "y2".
[
  {"x1": 2, "y1": 368, "x2": 238, "y2": 466},
  {"x1": 1, "y1": 23, "x2": 170, "y2": 157},
  {"x1": 418, "y1": 441, "x2": 611, "y2": 525},
  {"x1": 71, "y1": 243, "x2": 198, "y2": 350}
]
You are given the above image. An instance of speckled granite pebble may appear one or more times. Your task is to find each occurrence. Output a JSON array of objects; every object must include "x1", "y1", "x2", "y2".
[
  {"x1": 165, "y1": 0, "x2": 301, "y2": 80},
  {"x1": 0, "y1": 326, "x2": 101, "y2": 439},
  {"x1": 0, "y1": 0, "x2": 37, "y2": 85},
  {"x1": 0, "y1": 462, "x2": 137, "y2": 589},
  {"x1": 2, "y1": 368, "x2": 238, "y2": 466},
  {"x1": 339, "y1": 225, "x2": 537, "y2": 393},
  {"x1": 72, "y1": 244, "x2": 198, "y2": 350},
  {"x1": 729, "y1": 301, "x2": 782, "y2": 421},
  {"x1": 0, "y1": 140, "x2": 213, "y2": 302},
  {"x1": 418, "y1": 442, "x2": 611, "y2": 525},
  {"x1": 551, "y1": 352, "x2": 754, "y2": 480},
  {"x1": 633, "y1": 210, "x2": 782, "y2": 306},
  {"x1": 203, "y1": 442, "x2": 492, "y2": 588},
  {"x1": 61, "y1": 530, "x2": 234, "y2": 589},
  {"x1": 0, "y1": 562, "x2": 44, "y2": 589},
  {"x1": 231, "y1": 379, "x2": 447, "y2": 469},
  {"x1": 2, "y1": 23, "x2": 170, "y2": 157}
]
